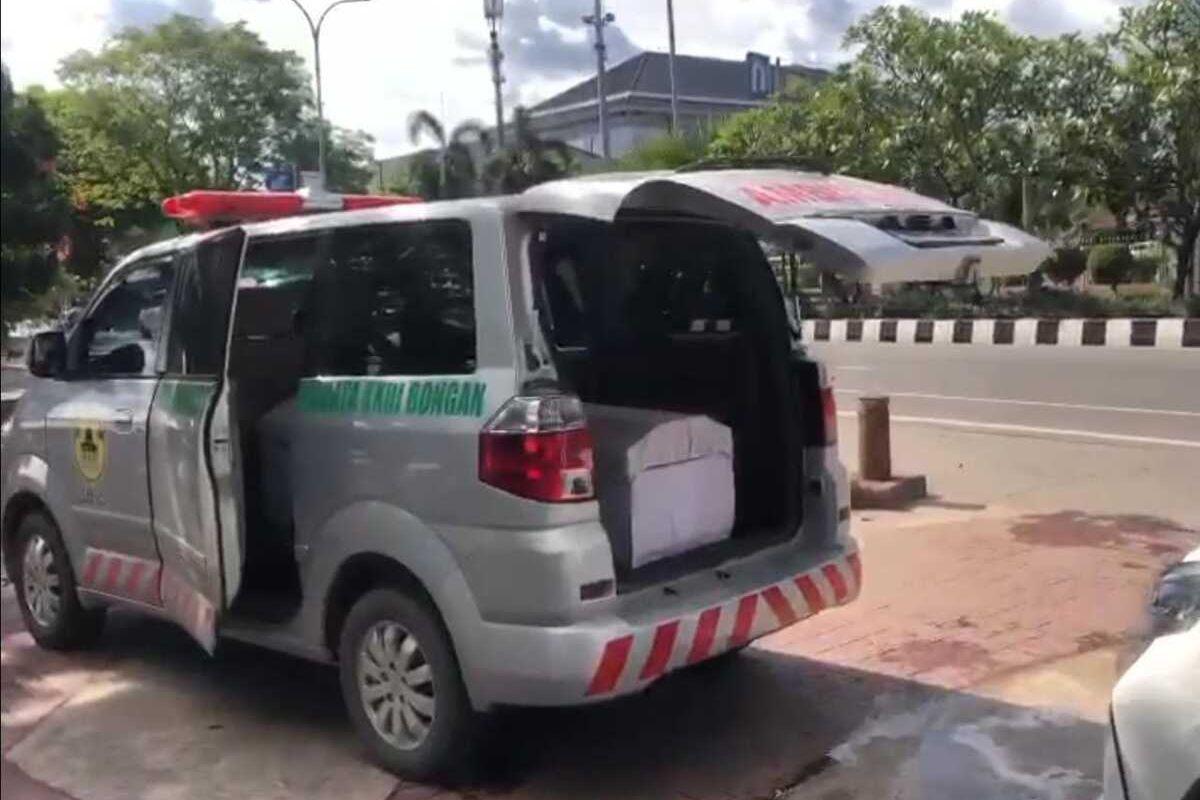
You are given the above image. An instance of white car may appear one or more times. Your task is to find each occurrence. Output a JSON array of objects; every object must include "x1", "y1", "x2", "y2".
[{"x1": 1104, "y1": 547, "x2": 1200, "y2": 800}]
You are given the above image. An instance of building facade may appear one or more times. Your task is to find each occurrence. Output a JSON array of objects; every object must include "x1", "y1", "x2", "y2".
[{"x1": 527, "y1": 51, "x2": 824, "y2": 158}]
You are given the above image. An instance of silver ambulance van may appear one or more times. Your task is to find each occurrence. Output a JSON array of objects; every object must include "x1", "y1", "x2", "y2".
[{"x1": 1, "y1": 169, "x2": 1048, "y2": 779}]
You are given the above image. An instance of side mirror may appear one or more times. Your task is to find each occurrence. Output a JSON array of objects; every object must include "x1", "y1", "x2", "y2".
[{"x1": 28, "y1": 331, "x2": 67, "y2": 378}]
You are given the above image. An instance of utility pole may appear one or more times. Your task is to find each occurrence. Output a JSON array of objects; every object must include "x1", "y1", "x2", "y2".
[
  {"x1": 287, "y1": 0, "x2": 372, "y2": 188},
  {"x1": 484, "y1": 0, "x2": 506, "y2": 148},
  {"x1": 666, "y1": 0, "x2": 678, "y2": 134},
  {"x1": 583, "y1": 0, "x2": 614, "y2": 159}
]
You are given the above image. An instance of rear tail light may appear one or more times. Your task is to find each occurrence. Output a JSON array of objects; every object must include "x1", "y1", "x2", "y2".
[
  {"x1": 479, "y1": 395, "x2": 595, "y2": 502},
  {"x1": 821, "y1": 386, "x2": 838, "y2": 445}
]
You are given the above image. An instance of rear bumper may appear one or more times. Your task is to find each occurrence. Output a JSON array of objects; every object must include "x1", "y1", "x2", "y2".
[{"x1": 467, "y1": 541, "x2": 860, "y2": 707}]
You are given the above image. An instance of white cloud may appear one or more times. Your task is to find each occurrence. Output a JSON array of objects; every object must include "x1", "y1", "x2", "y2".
[{"x1": 1, "y1": 0, "x2": 1139, "y2": 161}]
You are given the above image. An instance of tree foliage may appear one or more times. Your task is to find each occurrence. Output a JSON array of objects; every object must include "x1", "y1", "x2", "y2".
[
  {"x1": 403, "y1": 111, "x2": 491, "y2": 199},
  {"x1": 38, "y1": 14, "x2": 377, "y2": 269},
  {"x1": 1088, "y1": 244, "x2": 1136, "y2": 293},
  {"x1": 1101, "y1": 0, "x2": 1200, "y2": 296},
  {"x1": 616, "y1": 132, "x2": 710, "y2": 171},
  {"x1": 482, "y1": 107, "x2": 574, "y2": 193},
  {"x1": 1041, "y1": 247, "x2": 1089, "y2": 286},
  {"x1": 709, "y1": 0, "x2": 1199, "y2": 296},
  {"x1": 55, "y1": 15, "x2": 310, "y2": 195},
  {"x1": 399, "y1": 107, "x2": 574, "y2": 198},
  {"x1": 1, "y1": 66, "x2": 72, "y2": 329}
]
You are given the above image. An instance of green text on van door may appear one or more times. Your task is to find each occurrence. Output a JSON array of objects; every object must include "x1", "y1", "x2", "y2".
[{"x1": 298, "y1": 378, "x2": 487, "y2": 417}]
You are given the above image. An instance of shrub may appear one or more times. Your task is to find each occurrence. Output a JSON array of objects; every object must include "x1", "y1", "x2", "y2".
[
  {"x1": 1186, "y1": 294, "x2": 1200, "y2": 318},
  {"x1": 1130, "y1": 255, "x2": 1161, "y2": 283},
  {"x1": 1087, "y1": 244, "x2": 1135, "y2": 294},
  {"x1": 1041, "y1": 247, "x2": 1088, "y2": 286}
]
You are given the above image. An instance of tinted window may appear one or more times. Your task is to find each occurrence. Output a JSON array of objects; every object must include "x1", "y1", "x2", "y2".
[
  {"x1": 534, "y1": 221, "x2": 744, "y2": 349},
  {"x1": 309, "y1": 220, "x2": 475, "y2": 376},
  {"x1": 240, "y1": 233, "x2": 325, "y2": 289},
  {"x1": 76, "y1": 258, "x2": 175, "y2": 377},
  {"x1": 165, "y1": 232, "x2": 243, "y2": 375},
  {"x1": 234, "y1": 233, "x2": 326, "y2": 341}
]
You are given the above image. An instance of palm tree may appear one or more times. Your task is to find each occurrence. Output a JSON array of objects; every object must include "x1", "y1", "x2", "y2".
[
  {"x1": 482, "y1": 107, "x2": 574, "y2": 194},
  {"x1": 406, "y1": 111, "x2": 492, "y2": 199}
]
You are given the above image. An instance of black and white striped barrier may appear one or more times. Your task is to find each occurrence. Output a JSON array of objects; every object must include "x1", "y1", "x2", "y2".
[{"x1": 802, "y1": 318, "x2": 1199, "y2": 348}]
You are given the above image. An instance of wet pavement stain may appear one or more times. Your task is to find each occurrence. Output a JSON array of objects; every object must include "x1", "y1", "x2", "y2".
[
  {"x1": 1009, "y1": 510, "x2": 1196, "y2": 556},
  {"x1": 792, "y1": 694, "x2": 1105, "y2": 800},
  {"x1": 879, "y1": 639, "x2": 998, "y2": 674}
]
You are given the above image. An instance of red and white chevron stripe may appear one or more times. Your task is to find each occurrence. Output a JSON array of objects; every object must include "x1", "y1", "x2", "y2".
[
  {"x1": 586, "y1": 550, "x2": 862, "y2": 697},
  {"x1": 79, "y1": 548, "x2": 162, "y2": 607},
  {"x1": 79, "y1": 548, "x2": 216, "y2": 650},
  {"x1": 160, "y1": 567, "x2": 217, "y2": 652}
]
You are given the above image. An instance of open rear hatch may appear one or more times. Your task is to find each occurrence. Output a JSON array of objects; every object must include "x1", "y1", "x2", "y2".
[
  {"x1": 521, "y1": 169, "x2": 1050, "y2": 284},
  {"x1": 519, "y1": 169, "x2": 1049, "y2": 589}
]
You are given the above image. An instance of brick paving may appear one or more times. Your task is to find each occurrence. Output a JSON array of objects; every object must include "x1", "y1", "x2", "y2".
[
  {"x1": 2, "y1": 505, "x2": 1195, "y2": 800},
  {"x1": 759, "y1": 507, "x2": 1196, "y2": 692}
]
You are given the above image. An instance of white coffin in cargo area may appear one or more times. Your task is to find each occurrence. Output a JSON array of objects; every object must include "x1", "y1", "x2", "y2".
[{"x1": 586, "y1": 404, "x2": 735, "y2": 570}]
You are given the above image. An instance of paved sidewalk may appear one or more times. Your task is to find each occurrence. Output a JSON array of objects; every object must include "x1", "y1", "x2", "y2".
[{"x1": 3, "y1": 501, "x2": 1193, "y2": 800}]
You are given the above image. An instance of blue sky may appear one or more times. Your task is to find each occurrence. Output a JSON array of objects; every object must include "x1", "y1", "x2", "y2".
[{"x1": 1, "y1": 0, "x2": 1135, "y2": 158}]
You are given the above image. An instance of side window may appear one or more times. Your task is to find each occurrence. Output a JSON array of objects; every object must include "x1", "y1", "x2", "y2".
[
  {"x1": 165, "y1": 232, "x2": 243, "y2": 375},
  {"x1": 73, "y1": 258, "x2": 175, "y2": 377},
  {"x1": 240, "y1": 234, "x2": 325, "y2": 289},
  {"x1": 233, "y1": 233, "x2": 326, "y2": 341},
  {"x1": 310, "y1": 220, "x2": 475, "y2": 376}
]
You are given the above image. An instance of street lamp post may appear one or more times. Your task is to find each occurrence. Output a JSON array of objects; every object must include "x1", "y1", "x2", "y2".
[
  {"x1": 583, "y1": 0, "x2": 614, "y2": 159},
  {"x1": 287, "y1": 0, "x2": 371, "y2": 188},
  {"x1": 666, "y1": 0, "x2": 678, "y2": 134},
  {"x1": 484, "y1": 0, "x2": 505, "y2": 149}
]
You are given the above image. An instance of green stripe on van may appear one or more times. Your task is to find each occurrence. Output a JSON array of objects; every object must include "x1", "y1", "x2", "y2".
[
  {"x1": 156, "y1": 379, "x2": 216, "y2": 418},
  {"x1": 298, "y1": 378, "x2": 486, "y2": 417}
]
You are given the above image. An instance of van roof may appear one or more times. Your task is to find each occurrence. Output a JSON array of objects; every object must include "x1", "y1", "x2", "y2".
[{"x1": 110, "y1": 169, "x2": 1048, "y2": 285}]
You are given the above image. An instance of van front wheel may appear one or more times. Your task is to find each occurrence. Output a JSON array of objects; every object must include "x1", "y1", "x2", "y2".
[
  {"x1": 338, "y1": 587, "x2": 477, "y2": 782},
  {"x1": 12, "y1": 511, "x2": 105, "y2": 650}
]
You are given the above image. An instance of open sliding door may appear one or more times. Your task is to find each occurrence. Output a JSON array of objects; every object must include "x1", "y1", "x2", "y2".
[{"x1": 148, "y1": 228, "x2": 245, "y2": 652}]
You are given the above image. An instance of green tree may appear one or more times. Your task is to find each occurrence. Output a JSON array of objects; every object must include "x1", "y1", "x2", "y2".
[
  {"x1": 482, "y1": 107, "x2": 574, "y2": 194},
  {"x1": 55, "y1": 15, "x2": 311, "y2": 193},
  {"x1": 1088, "y1": 243, "x2": 1135, "y2": 294},
  {"x1": 1100, "y1": 0, "x2": 1200, "y2": 297},
  {"x1": 617, "y1": 132, "x2": 710, "y2": 171},
  {"x1": 41, "y1": 14, "x2": 377, "y2": 266},
  {"x1": 405, "y1": 111, "x2": 490, "y2": 199},
  {"x1": 1, "y1": 66, "x2": 72, "y2": 330},
  {"x1": 708, "y1": 7, "x2": 1121, "y2": 235},
  {"x1": 709, "y1": 82, "x2": 825, "y2": 163}
]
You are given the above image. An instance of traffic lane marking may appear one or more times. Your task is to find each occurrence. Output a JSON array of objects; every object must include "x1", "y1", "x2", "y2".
[
  {"x1": 836, "y1": 411, "x2": 1200, "y2": 449},
  {"x1": 834, "y1": 388, "x2": 1200, "y2": 418}
]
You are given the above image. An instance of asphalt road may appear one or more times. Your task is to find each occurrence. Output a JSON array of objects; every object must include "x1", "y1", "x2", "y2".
[{"x1": 807, "y1": 342, "x2": 1200, "y2": 446}]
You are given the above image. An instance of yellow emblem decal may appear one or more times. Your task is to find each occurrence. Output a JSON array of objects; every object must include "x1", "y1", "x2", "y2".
[{"x1": 73, "y1": 423, "x2": 107, "y2": 482}]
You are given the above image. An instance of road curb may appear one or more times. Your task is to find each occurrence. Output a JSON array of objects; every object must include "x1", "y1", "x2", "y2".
[{"x1": 803, "y1": 317, "x2": 1199, "y2": 348}]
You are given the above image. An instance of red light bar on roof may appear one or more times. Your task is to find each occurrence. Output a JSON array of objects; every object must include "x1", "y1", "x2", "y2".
[{"x1": 161, "y1": 189, "x2": 421, "y2": 226}]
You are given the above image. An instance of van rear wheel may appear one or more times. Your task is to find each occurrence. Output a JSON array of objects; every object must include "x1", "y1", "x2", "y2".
[
  {"x1": 12, "y1": 511, "x2": 105, "y2": 650},
  {"x1": 338, "y1": 587, "x2": 477, "y2": 782}
]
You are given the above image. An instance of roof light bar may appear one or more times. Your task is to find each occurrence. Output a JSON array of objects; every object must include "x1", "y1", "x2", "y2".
[{"x1": 161, "y1": 189, "x2": 421, "y2": 226}]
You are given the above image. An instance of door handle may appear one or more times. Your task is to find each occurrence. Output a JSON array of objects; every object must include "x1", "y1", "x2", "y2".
[{"x1": 112, "y1": 408, "x2": 135, "y2": 433}]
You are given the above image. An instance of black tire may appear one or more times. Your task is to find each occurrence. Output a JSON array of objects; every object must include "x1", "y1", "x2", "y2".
[
  {"x1": 12, "y1": 511, "x2": 105, "y2": 650},
  {"x1": 337, "y1": 587, "x2": 478, "y2": 783},
  {"x1": 691, "y1": 643, "x2": 749, "y2": 673}
]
